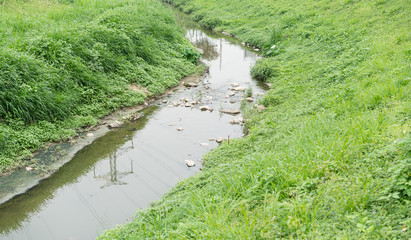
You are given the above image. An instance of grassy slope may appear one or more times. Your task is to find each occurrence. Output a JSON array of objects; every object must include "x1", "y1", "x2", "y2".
[
  {"x1": 98, "y1": 0, "x2": 411, "y2": 239},
  {"x1": 0, "y1": 0, "x2": 199, "y2": 172}
]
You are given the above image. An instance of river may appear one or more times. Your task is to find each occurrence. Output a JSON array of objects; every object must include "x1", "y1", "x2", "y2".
[{"x1": 0, "y1": 9, "x2": 265, "y2": 240}]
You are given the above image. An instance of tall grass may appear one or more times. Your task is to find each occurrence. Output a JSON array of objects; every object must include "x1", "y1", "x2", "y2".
[
  {"x1": 99, "y1": 0, "x2": 410, "y2": 239},
  {"x1": 0, "y1": 0, "x2": 198, "y2": 171}
]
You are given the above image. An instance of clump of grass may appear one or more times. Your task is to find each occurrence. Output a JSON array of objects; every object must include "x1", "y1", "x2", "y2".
[
  {"x1": 100, "y1": 0, "x2": 411, "y2": 239},
  {"x1": 245, "y1": 86, "x2": 253, "y2": 98},
  {"x1": 0, "y1": 0, "x2": 199, "y2": 171}
]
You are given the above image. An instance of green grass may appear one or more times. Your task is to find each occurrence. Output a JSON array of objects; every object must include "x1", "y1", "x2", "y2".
[
  {"x1": 99, "y1": 0, "x2": 410, "y2": 239},
  {"x1": 0, "y1": 0, "x2": 199, "y2": 172}
]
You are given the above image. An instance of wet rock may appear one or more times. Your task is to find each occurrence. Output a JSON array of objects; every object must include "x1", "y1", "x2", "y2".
[
  {"x1": 204, "y1": 86, "x2": 210, "y2": 90},
  {"x1": 185, "y1": 102, "x2": 192, "y2": 107},
  {"x1": 229, "y1": 99, "x2": 236, "y2": 104},
  {"x1": 183, "y1": 82, "x2": 199, "y2": 88},
  {"x1": 231, "y1": 83, "x2": 240, "y2": 87},
  {"x1": 185, "y1": 160, "x2": 196, "y2": 167},
  {"x1": 229, "y1": 117, "x2": 244, "y2": 125},
  {"x1": 200, "y1": 105, "x2": 211, "y2": 111},
  {"x1": 177, "y1": 127, "x2": 184, "y2": 131},
  {"x1": 108, "y1": 121, "x2": 122, "y2": 128},
  {"x1": 162, "y1": 99, "x2": 168, "y2": 104},
  {"x1": 220, "y1": 109, "x2": 241, "y2": 115},
  {"x1": 209, "y1": 138, "x2": 216, "y2": 141},
  {"x1": 241, "y1": 42, "x2": 246, "y2": 46},
  {"x1": 232, "y1": 86, "x2": 247, "y2": 91},
  {"x1": 257, "y1": 105, "x2": 266, "y2": 112},
  {"x1": 172, "y1": 102, "x2": 180, "y2": 106},
  {"x1": 246, "y1": 97, "x2": 254, "y2": 102},
  {"x1": 181, "y1": 97, "x2": 189, "y2": 102},
  {"x1": 191, "y1": 101, "x2": 197, "y2": 106},
  {"x1": 216, "y1": 137, "x2": 224, "y2": 144},
  {"x1": 227, "y1": 91, "x2": 236, "y2": 96},
  {"x1": 200, "y1": 143, "x2": 209, "y2": 146},
  {"x1": 87, "y1": 133, "x2": 94, "y2": 137},
  {"x1": 25, "y1": 167, "x2": 33, "y2": 171}
]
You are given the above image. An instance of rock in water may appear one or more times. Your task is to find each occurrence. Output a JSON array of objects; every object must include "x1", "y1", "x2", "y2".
[
  {"x1": 220, "y1": 109, "x2": 241, "y2": 115},
  {"x1": 231, "y1": 86, "x2": 247, "y2": 91},
  {"x1": 246, "y1": 97, "x2": 254, "y2": 102},
  {"x1": 231, "y1": 83, "x2": 240, "y2": 87},
  {"x1": 185, "y1": 160, "x2": 196, "y2": 167},
  {"x1": 177, "y1": 127, "x2": 184, "y2": 131},
  {"x1": 200, "y1": 105, "x2": 210, "y2": 111}
]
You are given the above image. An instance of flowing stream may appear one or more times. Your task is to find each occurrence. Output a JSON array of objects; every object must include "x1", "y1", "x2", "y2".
[{"x1": 0, "y1": 9, "x2": 266, "y2": 240}]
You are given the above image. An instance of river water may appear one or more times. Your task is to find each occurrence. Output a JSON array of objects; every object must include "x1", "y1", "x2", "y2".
[{"x1": 0, "y1": 10, "x2": 265, "y2": 240}]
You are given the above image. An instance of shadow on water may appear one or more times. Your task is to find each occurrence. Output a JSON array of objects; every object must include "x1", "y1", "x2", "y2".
[{"x1": 0, "y1": 106, "x2": 158, "y2": 234}]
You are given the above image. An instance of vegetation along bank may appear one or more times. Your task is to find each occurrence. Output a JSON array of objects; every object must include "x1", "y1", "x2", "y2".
[
  {"x1": 0, "y1": 0, "x2": 200, "y2": 173},
  {"x1": 100, "y1": 0, "x2": 410, "y2": 239}
]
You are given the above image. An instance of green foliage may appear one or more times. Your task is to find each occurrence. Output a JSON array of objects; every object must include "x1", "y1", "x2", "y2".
[
  {"x1": 0, "y1": 0, "x2": 197, "y2": 171},
  {"x1": 100, "y1": 0, "x2": 411, "y2": 239},
  {"x1": 182, "y1": 47, "x2": 201, "y2": 64},
  {"x1": 250, "y1": 58, "x2": 278, "y2": 81}
]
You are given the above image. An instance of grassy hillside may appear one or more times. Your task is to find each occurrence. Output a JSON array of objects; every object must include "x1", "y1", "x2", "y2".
[
  {"x1": 0, "y1": 0, "x2": 199, "y2": 172},
  {"x1": 99, "y1": 0, "x2": 410, "y2": 239}
]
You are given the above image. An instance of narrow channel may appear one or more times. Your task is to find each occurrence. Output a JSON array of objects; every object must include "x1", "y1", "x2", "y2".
[{"x1": 0, "y1": 9, "x2": 265, "y2": 240}]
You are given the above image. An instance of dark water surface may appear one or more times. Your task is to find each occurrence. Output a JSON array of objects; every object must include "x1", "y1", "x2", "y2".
[{"x1": 0, "y1": 11, "x2": 264, "y2": 240}]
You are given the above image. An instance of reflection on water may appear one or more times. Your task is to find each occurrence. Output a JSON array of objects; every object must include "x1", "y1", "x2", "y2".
[
  {"x1": 0, "y1": 10, "x2": 265, "y2": 240},
  {"x1": 0, "y1": 106, "x2": 157, "y2": 235}
]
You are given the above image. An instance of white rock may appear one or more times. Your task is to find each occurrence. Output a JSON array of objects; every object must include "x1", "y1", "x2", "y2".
[
  {"x1": 177, "y1": 127, "x2": 184, "y2": 131},
  {"x1": 181, "y1": 97, "x2": 189, "y2": 102},
  {"x1": 25, "y1": 167, "x2": 33, "y2": 171},
  {"x1": 232, "y1": 86, "x2": 247, "y2": 91},
  {"x1": 216, "y1": 137, "x2": 224, "y2": 144},
  {"x1": 246, "y1": 97, "x2": 254, "y2": 102},
  {"x1": 200, "y1": 143, "x2": 209, "y2": 146},
  {"x1": 87, "y1": 133, "x2": 94, "y2": 137},
  {"x1": 185, "y1": 102, "x2": 192, "y2": 107},
  {"x1": 257, "y1": 105, "x2": 266, "y2": 112},
  {"x1": 185, "y1": 160, "x2": 196, "y2": 167},
  {"x1": 231, "y1": 83, "x2": 240, "y2": 87},
  {"x1": 220, "y1": 109, "x2": 241, "y2": 115},
  {"x1": 162, "y1": 99, "x2": 168, "y2": 104},
  {"x1": 229, "y1": 119, "x2": 241, "y2": 125},
  {"x1": 108, "y1": 121, "x2": 122, "y2": 128}
]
